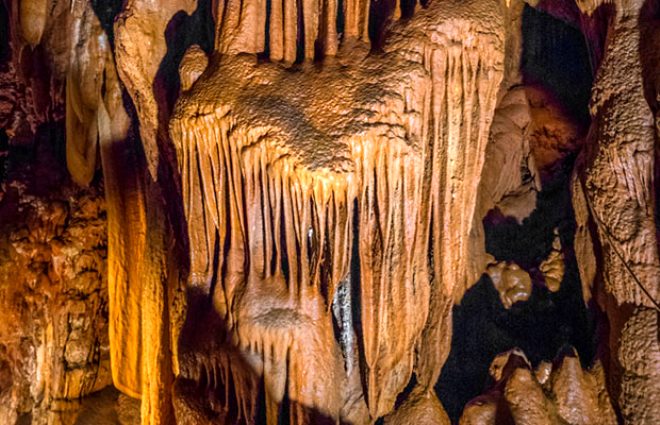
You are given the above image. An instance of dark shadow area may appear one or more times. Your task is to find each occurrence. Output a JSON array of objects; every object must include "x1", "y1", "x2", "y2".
[
  {"x1": 434, "y1": 4, "x2": 601, "y2": 422},
  {"x1": 484, "y1": 159, "x2": 577, "y2": 270},
  {"x1": 368, "y1": 0, "x2": 397, "y2": 51},
  {"x1": 436, "y1": 158, "x2": 598, "y2": 423},
  {"x1": 399, "y1": 0, "x2": 417, "y2": 19},
  {"x1": 522, "y1": 4, "x2": 594, "y2": 128},
  {"x1": 0, "y1": 129, "x2": 7, "y2": 184},
  {"x1": 0, "y1": 123, "x2": 68, "y2": 233},
  {"x1": 152, "y1": 0, "x2": 216, "y2": 251},
  {"x1": 90, "y1": 0, "x2": 123, "y2": 45},
  {"x1": 639, "y1": 0, "x2": 659, "y2": 115},
  {"x1": 337, "y1": 0, "x2": 345, "y2": 43},
  {"x1": 0, "y1": 0, "x2": 9, "y2": 66},
  {"x1": 0, "y1": 122, "x2": 77, "y2": 198},
  {"x1": 260, "y1": 0, "x2": 273, "y2": 61},
  {"x1": 350, "y1": 199, "x2": 368, "y2": 406},
  {"x1": 157, "y1": 0, "x2": 215, "y2": 115}
]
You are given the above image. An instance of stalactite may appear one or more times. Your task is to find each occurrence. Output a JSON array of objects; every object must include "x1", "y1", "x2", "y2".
[
  {"x1": 63, "y1": 24, "x2": 179, "y2": 420},
  {"x1": 65, "y1": 72, "x2": 99, "y2": 187},
  {"x1": 64, "y1": 2, "x2": 109, "y2": 187},
  {"x1": 9, "y1": 0, "x2": 660, "y2": 425},
  {"x1": 171, "y1": 1, "x2": 505, "y2": 421},
  {"x1": 383, "y1": 8, "x2": 505, "y2": 404},
  {"x1": 10, "y1": 0, "x2": 654, "y2": 422},
  {"x1": 114, "y1": 0, "x2": 198, "y2": 178},
  {"x1": 112, "y1": 2, "x2": 204, "y2": 423},
  {"x1": 68, "y1": 27, "x2": 180, "y2": 425},
  {"x1": 343, "y1": 0, "x2": 371, "y2": 41},
  {"x1": 97, "y1": 66, "x2": 145, "y2": 402},
  {"x1": 19, "y1": 0, "x2": 48, "y2": 47},
  {"x1": 214, "y1": 0, "x2": 371, "y2": 61},
  {"x1": 352, "y1": 136, "x2": 431, "y2": 416}
]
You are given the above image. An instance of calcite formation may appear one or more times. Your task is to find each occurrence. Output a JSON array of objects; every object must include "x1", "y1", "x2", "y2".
[
  {"x1": 572, "y1": 0, "x2": 660, "y2": 422},
  {"x1": 539, "y1": 228, "x2": 565, "y2": 292},
  {"x1": 485, "y1": 261, "x2": 533, "y2": 309},
  {"x1": 169, "y1": 0, "x2": 505, "y2": 421},
  {"x1": 0, "y1": 136, "x2": 110, "y2": 424},
  {"x1": 1, "y1": 0, "x2": 659, "y2": 423},
  {"x1": 459, "y1": 348, "x2": 617, "y2": 424}
]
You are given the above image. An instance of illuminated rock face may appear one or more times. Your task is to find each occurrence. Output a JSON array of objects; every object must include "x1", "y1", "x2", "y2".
[
  {"x1": 0, "y1": 136, "x2": 110, "y2": 424},
  {"x1": 1, "y1": 0, "x2": 660, "y2": 423},
  {"x1": 168, "y1": 0, "x2": 505, "y2": 421},
  {"x1": 571, "y1": 1, "x2": 660, "y2": 423}
]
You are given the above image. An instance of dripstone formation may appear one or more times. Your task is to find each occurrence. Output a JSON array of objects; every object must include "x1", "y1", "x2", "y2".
[{"x1": 0, "y1": 0, "x2": 658, "y2": 423}]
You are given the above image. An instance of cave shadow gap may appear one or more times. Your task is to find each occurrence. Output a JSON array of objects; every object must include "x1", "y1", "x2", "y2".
[{"x1": 435, "y1": 5, "x2": 600, "y2": 422}]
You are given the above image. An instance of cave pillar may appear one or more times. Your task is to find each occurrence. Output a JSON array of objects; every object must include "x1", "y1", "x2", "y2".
[
  {"x1": 575, "y1": 0, "x2": 660, "y2": 422},
  {"x1": 109, "y1": 1, "x2": 199, "y2": 423}
]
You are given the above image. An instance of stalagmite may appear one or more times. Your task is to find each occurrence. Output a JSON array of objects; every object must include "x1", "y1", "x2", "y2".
[
  {"x1": 382, "y1": 386, "x2": 451, "y2": 425},
  {"x1": 459, "y1": 348, "x2": 617, "y2": 425},
  {"x1": 540, "y1": 228, "x2": 565, "y2": 292}
]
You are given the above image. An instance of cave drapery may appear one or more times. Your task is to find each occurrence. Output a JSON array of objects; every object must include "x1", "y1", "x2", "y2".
[{"x1": 0, "y1": 0, "x2": 659, "y2": 423}]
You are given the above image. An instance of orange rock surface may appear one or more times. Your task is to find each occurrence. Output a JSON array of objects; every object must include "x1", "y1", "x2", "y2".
[{"x1": 0, "y1": 0, "x2": 658, "y2": 423}]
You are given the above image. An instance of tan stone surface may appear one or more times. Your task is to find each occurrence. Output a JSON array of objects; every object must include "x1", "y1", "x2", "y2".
[
  {"x1": 572, "y1": 1, "x2": 660, "y2": 422},
  {"x1": 486, "y1": 261, "x2": 533, "y2": 309},
  {"x1": 459, "y1": 348, "x2": 617, "y2": 425},
  {"x1": 2, "y1": 0, "x2": 660, "y2": 424},
  {"x1": 170, "y1": 0, "x2": 505, "y2": 420}
]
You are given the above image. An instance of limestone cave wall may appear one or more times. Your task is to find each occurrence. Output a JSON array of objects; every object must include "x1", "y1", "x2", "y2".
[{"x1": 0, "y1": 0, "x2": 658, "y2": 423}]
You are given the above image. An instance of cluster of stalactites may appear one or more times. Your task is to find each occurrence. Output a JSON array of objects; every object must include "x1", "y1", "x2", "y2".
[
  {"x1": 171, "y1": 108, "x2": 432, "y2": 419},
  {"x1": 170, "y1": 0, "x2": 507, "y2": 418},
  {"x1": 14, "y1": 0, "x2": 113, "y2": 187},
  {"x1": 170, "y1": 31, "x2": 503, "y2": 420},
  {"x1": 213, "y1": 0, "x2": 424, "y2": 61},
  {"x1": 170, "y1": 107, "x2": 430, "y2": 314}
]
